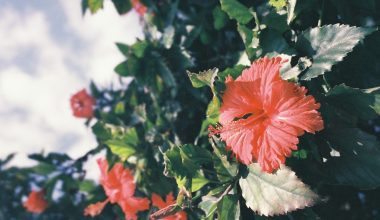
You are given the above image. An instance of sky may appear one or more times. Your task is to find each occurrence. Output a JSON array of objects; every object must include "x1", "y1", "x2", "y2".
[{"x1": 0, "y1": 0, "x2": 143, "y2": 179}]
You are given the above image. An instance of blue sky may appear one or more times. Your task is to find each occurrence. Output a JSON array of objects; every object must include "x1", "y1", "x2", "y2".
[{"x1": 0, "y1": 0, "x2": 142, "y2": 179}]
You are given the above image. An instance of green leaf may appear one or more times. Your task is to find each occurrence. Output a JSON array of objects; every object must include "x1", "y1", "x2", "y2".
[
  {"x1": 239, "y1": 163, "x2": 318, "y2": 216},
  {"x1": 114, "y1": 101, "x2": 125, "y2": 114},
  {"x1": 114, "y1": 56, "x2": 141, "y2": 77},
  {"x1": 106, "y1": 128, "x2": 138, "y2": 161},
  {"x1": 292, "y1": 149, "x2": 308, "y2": 159},
  {"x1": 220, "y1": 0, "x2": 253, "y2": 24},
  {"x1": 269, "y1": 0, "x2": 287, "y2": 10},
  {"x1": 114, "y1": 61, "x2": 129, "y2": 76},
  {"x1": 31, "y1": 162, "x2": 56, "y2": 175},
  {"x1": 325, "y1": 84, "x2": 380, "y2": 120},
  {"x1": 323, "y1": 127, "x2": 380, "y2": 189},
  {"x1": 111, "y1": 0, "x2": 132, "y2": 15},
  {"x1": 213, "y1": 6, "x2": 228, "y2": 30},
  {"x1": 164, "y1": 144, "x2": 212, "y2": 179},
  {"x1": 79, "y1": 180, "x2": 96, "y2": 192},
  {"x1": 116, "y1": 42, "x2": 130, "y2": 56},
  {"x1": 87, "y1": 0, "x2": 104, "y2": 14},
  {"x1": 164, "y1": 146, "x2": 187, "y2": 178},
  {"x1": 206, "y1": 96, "x2": 220, "y2": 124},
  {"x1": 280, "y1": 56, "x2": 312, "y2": 80},
  {"x1": 260, "y1": 28, "x2": 295, "y2": 56},
  {"x1": 192, "y1": 172, "x2": 209, "y2": 192},
  {"x1": 155, "y1": 55, "x2": 176, "y2": 88},
  {"x1": 92, "y1": 121, "x2": 112, "y2": 141},
  {"x1": 106, "y1": 139, "x2": 136, "y2": 161},
  {"x1": 218, "y1": 65, "x2": 246, "y2": 80},
  {"x1": 162, "y1": 26, "x2": 175, "y2": 49},
  {"x1": 296, "y1": 24, "x2": 375, "y2": 80},
  {"x1": 217, "y1": 195, "x2": 240, "y2": 220},
  {"x1": 187, "y1": 68, "x2": 218, "y2": 89},
  {"x1": 237, "y1": 24, "x2": 254, "y2": 48},
  {"x1": 180, "y1": 144, "x2": 213, "y2": 171},
  {"x1": 81, "y1": 0, "x2": 88, "y2": 15},
  {"x1": 199, "y1": 196, "x2": 218, "y2": 218},
  {"x1": 131, "y1": 41, "x2": 149, "y2": 58},
  {"x1": 210, "y1": 137, "x2": 238, "y2": 179},
  {"x1": 261, "y1": 9, "x2": 288, "y2": 33}
]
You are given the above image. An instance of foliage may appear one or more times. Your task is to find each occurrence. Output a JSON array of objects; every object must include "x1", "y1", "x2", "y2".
[{"x1": 1, "y1": 0, "x2": 380, "y2": 219}]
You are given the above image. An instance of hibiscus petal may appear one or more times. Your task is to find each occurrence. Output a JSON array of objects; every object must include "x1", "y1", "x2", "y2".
[
  {"x1": 269, "y1": 81, "x2": 324, "y2": 133},
  {"x1": 119, "y1": 197, "x2": 150, "y2": 220},
  {"x1": 220, "y1": 120, "x2": 256, "y2": 164},
  {"x1": 83, "y1": 199, "x2": 109, "y2": 217},
  {"x1": 220, "y1": 79, "x2": 262, "y2": 124},
  {"x1": 152, "y1": 193, "x2": 167, "y2": 209},
  {"x1": 256, "y1": 120, "x2": 301, "y2": 172},
  {"x1": 238, "y1": 57, "x2": 284, "y2": 99}
]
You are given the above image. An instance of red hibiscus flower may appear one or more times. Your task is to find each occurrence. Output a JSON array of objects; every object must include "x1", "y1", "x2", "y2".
[
  {"x1": 23, "y1": 190, "x2": 48, "y2": 214},
  {"x1": 131, "y1": 0, "x2": 147, "y2": 16},
  {"x1": 214, "y1": 57, "x2": 324, "y2": 172},
  {"x1": 84, "y1": 159, "x2": 150, "y2": 220},
  {"x1": 70, "y1": 89, "x2": 95, "y2": 118},
  {"x1": 151, "y1": 192, "x2": 187, "y2": 220}
]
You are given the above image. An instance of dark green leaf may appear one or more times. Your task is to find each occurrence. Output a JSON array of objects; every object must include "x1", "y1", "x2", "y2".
[
  {"x1": 217, "y1": 194, "x2": 240, "y2": 220},
  {"x1": 213, "y1": 6, "x2": 228, "y2": 30},
  {"x1": 260, "y1": 28, "x2": 295, "y2": 56},
  {"x1": 220, "y1": 0, "x2": 254, "y2": 24},
  {"x1": 323, "y1": 127, "x2": 380, "y2": 189},
  {"x1": 31, "y1": 162, "x2": 56, "y2": 175},
  {"x1": 156, "y1": 56, "x2": 176, "y2": 88},
  {"x1": 116, "y1": 42, "x2": 130, "y2": 56},
  {"x1": 92, "y1": 121, "x2": 112, "y2": 141},
  {"x1": 111, "y1": 0, "x2": 132, "y2": 15},
  {"x1": 325, "y1": 84, "x2": 380, "y2": 120}
]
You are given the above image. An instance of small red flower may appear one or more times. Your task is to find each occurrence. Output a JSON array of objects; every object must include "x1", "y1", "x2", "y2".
[
  {"x1": 84, "y1": 159, "x2": 150, "y2": 220},
  {"x1": 151, "y1": 192, "x2": 187, "y2": 220},
  {"x1": 131, "y1": 0, "x2": 147, "y2": 16},
  {"x1": 23, "y1": 190, "x2": 48, "y2": 214},
  {"x1": 70, "y1": 89, "x2": 95, "y2": 118},
  {"x1": 214, "y1": 57, "x2": 324, "y2": 172}
]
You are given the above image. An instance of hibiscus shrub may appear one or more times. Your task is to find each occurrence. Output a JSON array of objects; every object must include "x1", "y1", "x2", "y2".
[{"x1": 1, "y1": 0, "x2": 380, "y2": 219}]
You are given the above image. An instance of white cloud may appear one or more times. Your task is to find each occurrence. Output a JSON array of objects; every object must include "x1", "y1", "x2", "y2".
[{"x1": 0, "y1": 1, "x2": 143, "y2": 179}]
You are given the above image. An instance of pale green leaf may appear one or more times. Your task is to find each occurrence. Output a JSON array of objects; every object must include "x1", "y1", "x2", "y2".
[
  {"x1": 87, "y1": 0, "x2": 103, "y2": 14},
  {"x1": 192, "y1": 172, "x2": 209, "y2": 192},
  {"x1": 269, "y1": 0, "x2": 287, "y2": 10},
  {"x1": 187, "y1": 68, "x2": 218, "y2": 89},
  {"x1": 239, "y1": 164, "x2": 318, "y2": 216},
  {"x1": 297, "y1": 24, "x2": 375, "y2": 80},
  {"x1": 106, "y1": 139, "x2": 136, "y2": 161},
  {"x1": 199, "y1": 196, "x2": 218, "y2": 218}
]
